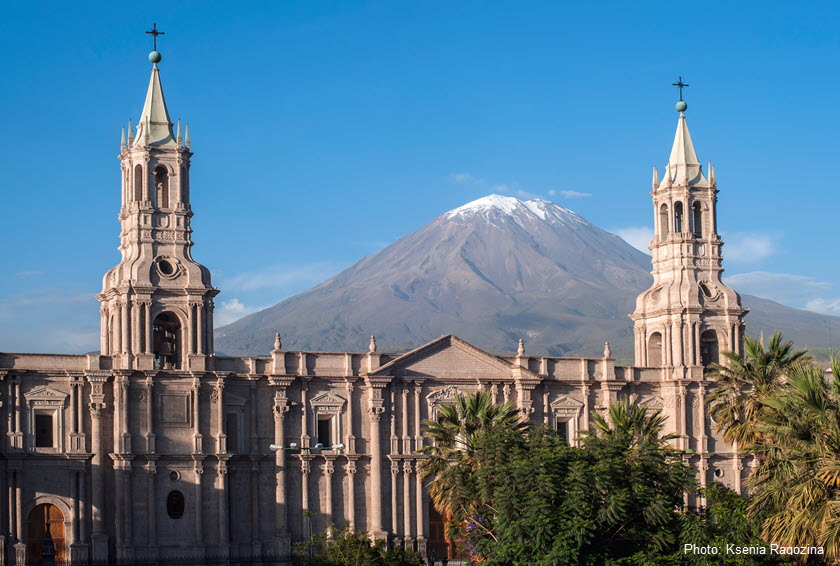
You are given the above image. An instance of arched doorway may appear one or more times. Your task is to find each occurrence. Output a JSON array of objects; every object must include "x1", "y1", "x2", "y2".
[
  {"x1": 427, "y1": 503, "x2": 467, "y2": 560},
  {"x1": 153, "y1": 312, "x2": 181, "y2": 369},
  {"x1": 700, "y1": 330, "x2": 720, "y2": 366},
  {"x1": 27, "y1": 504, "x2": 65, "y2": 565}
]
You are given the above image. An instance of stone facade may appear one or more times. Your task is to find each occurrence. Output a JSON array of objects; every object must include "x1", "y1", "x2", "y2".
[{"x1": 0, "y1": 57, "x2": 746, "y2": 564}]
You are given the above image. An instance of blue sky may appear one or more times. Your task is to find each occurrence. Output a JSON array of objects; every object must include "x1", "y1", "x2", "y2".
[{"x1": 1, "y1": 1, "x2": 838, "y2": 353}]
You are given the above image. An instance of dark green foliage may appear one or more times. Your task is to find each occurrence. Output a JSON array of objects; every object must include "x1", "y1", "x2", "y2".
[
  {"x1": 292, "y1": 528, "x2": 424, "y2": 566},
  {"x1": 676, "y1": 484, "x2": 787, "y2": 565},
  {"x1": 440, "y1": 425, "x2": 692, "y2": 565}
]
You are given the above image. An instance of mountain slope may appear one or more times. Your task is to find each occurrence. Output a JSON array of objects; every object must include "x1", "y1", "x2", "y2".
[{"x1": 215, "y1": 195, "x2": 837, "y2": 360}]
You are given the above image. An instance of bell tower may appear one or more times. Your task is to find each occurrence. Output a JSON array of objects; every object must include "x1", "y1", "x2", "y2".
[
  {"x1": 98, "y1": 45, "x2": 217, "y2": 371},
  {"x1": 631, "y1": 92, "x2": 745, "y2": 374}
]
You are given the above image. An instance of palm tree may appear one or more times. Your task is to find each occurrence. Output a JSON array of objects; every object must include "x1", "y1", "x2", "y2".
[
  {"x1": 590, "y1": 395, "x2": 675, "y2": 448},
  {"x1": 706, "y1": 331, "x2": 810, "y2": 448},
  {"x1": 418, "y1": 390, "x2": 527, "y2": 522},
  {"x1": 748, "y1": 357, "x2": 840, "y2": 561}
]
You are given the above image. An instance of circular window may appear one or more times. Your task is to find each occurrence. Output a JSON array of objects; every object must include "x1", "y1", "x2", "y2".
[
  {"x1": 714, "y1": 468, "x2": 724, "y2": 479},
  {"x1": 158, "y1": 260, "x2": 175, "y2": 276},
  {"x1": 169, "y1": 470, "x2": 180, "y2": 482},
  {"x1": 166, "y1": 490, "x2": 185, "y2": 519}
]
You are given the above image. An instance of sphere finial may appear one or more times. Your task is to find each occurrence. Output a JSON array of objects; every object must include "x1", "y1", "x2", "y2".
[
  {"x1": 675, "y1": 100, "x2": 687, "y2": 113},
  {"x1": 149, "y1": 50, "x2": 162, "y2": 64}
]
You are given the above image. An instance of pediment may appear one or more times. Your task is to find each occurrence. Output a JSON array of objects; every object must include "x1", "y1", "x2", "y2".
[
  {"x1": 310, "y1": 392, "x2": 346, "y2": 408},
  {"x1": 426, "y1": 385, "x2": 462, "y2": 405},
  {"x1": 550, "y1": 395, "x2": 584, "y2": 413},
  {"x1": 24, "y1": 386, "x2": 68, "y2": 404},
  {"x1": 640, "y1": 396, "x2": 665, "y2": 410},
  {"x1": 225, "y1": 392, "x2": 248, "y2": 406},
  {"x1": 370, "y1": 334, "x2": 537, "y2": 380}
]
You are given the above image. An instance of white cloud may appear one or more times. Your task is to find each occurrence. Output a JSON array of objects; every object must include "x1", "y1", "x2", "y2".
[
  {"x1": 215, "y1": 298, "x2": 269, "y2": 327},
  {"x1": 804, "y1": 297, "x2": 840, "y2": 316},
  {"x1": 725, "y1": 271, "x2": 830, "y2": 305},
  {"x1": 614, "y1": 227, "x2": 654, "y2": 254},
  {"x1": 548, "y1": 189, "x2": 592, "y2": 198},
  {"x1": 221, "y1": 261, "x2": 346, "y2": 293},
  {"x1": 722, "y1": 232, "x2": 777, "y2": 262},
  {"x1": 449, "y1": 173, "x2": 483, "y2": 185}
]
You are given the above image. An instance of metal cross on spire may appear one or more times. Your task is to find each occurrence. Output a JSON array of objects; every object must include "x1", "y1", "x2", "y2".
[
  {"x1": 146, "y1": 23, "x2": 165, "y2": 51},
  {"x1": 672, "y1": 76, "x2": 689, "y2": 101}
]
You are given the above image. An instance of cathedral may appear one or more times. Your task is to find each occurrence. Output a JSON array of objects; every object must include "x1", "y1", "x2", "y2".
[{"x1": 0, "y1": 48, "x2": 746, "y2": 565}]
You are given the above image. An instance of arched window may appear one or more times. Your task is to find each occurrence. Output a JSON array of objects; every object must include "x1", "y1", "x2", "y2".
[
  {"x1": 153, "y1": 312, "x2": 181, "y2": 369},
  {"x1": 659, "y1": 203, "x2": 669, "y2": 236},
  {"x1": 700, "y1": 329, "x2": 719, "y2": 366},
  {"x1": 674, "y1": 201, "x2": 683, "y2": 233},
  {"x1": 166, "y1": 490, "x2": 185, "y2": 519},
  {"x1": 133, "y1": 164, "x2": 143, "y2": 201},
  {"x1": 648, "y1": 332, "x2": 663, "y2": 367},
  {"x1": 692, "y1": 202, "x2": 703, "y2": 237},
  {"x1": 155, "y1": 167, "x2": 169, "y2": 209}
]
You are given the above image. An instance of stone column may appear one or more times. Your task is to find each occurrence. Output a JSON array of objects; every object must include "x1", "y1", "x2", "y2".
[
  {"x1": 345, "y1": 379, "x2": 356, "y2": 454},
  {"x1": 366, "y1": 397, "x2": 386, "y2": 538},
  {"x1": 250, "y1": 459, "x2": 259, "y2": 553},
  {"x1": 79, "y1": 465, "x2": 88, "y2": 544},
  {"x1": 301, "y1": 456, "x2": 311, "y2": 535},
  {"x1": 194, "y1": 460, "x2": 205, "y2": 556},
  {"x1": 14, "y1": 470, "x2": 25, "y2": 565},
  {"x1": 324, "y1": 458, "x2": 335, "y2": 536},
  {"x1": 346, "y1": 459, "x2": 357, "y2": 530},
  {"x1": 416, "y1": 464, "x2": 427, "y2": 555},
  {"x1": 144, "y1": 302, "x2": 153, "y2": 355},
  {"x1": 145, "y1": 376, "x2": 155, "y2": 453},
  {"x1": 401, "y1": 387, "x2": 410, "y2": 453},
  {"x1": 187, "y1": 303, "x2": 196, "y2": 355},
  {"x1": 271, "y1": 382, "x2": 291, "y2": 556},
  {"x1": 413, "y1": 381, "x2": 422, "y2": 452},
  {"x1": 100, "y1": 306, "x2": 109, "y2": 355},
  {"x1": 193, "y1": 376, "x2": 203, "y2": 454},
  {"x1": 216, "y1": 460, "x2": 229, "y2": 553},
  {"x1": 402, "y1": 459, "x2": 412, "y2": 543},
  {"x1": 123, "y1": 300, "x2": 131, "y2": 357},
  {"x1": 87, "y1": 372, "x2": 110, "y2": 560},
  {"x1": 390, "y1": 460, "x2": 399, "y2": 537},
  {"x1": 196, "y1": 302, "x2": 205, "y2": 355},
  {"x1": 390, "y1": 389, "x2": 399, "y2": 453},
  {"x1": 146, "y1": 459, "x2": 158, "y2": 557}
]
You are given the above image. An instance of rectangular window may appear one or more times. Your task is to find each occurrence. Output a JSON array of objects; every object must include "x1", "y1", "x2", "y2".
[
  {"x1": 317, "y1": 416, "x2": 332, "y2": 447},
  {"x1": 35, "y1": 414, "x2": 54, "y2": 447},
  {"x1": 556, "y1": 419, "x2": 569, "y2": 445},
  {"x1": 226, "y1": 412, "x2": 239, "y2": 453}
]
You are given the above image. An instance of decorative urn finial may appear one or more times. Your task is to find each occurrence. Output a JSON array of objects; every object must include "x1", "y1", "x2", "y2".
[
  {"x1": 604, "y1": 341, "x2": 612, "y2": 358},
  {"x1": 369, "y1": 335, "x2": 377, "y2": 354},
  {"x1": 517, "y1": 338, "x2": 525, "y2": 356},
  {"x1": 274, "y1": 332, "x2": 282, "y2": 352}
]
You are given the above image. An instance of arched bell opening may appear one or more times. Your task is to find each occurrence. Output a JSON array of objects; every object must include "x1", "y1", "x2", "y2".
[
  {"x1": 648, "y1": 332, "x2": 663, "y2": 367},
  {"x1": 27, "y1": 504, "x2": 65, "y2": 566},
  {"x1": 153, "y1": 312, "x2": 182, "y2": 369},
  {"x1": 154, "y1": 166, "x2": 170, "y2": 209},
  {"x1": 700, "y1": 329, "x2": 720, "y2": 366},
  {"x1": 692, "y1": 202, "x2": 703, "y2": 237},
  {"x1": 659, "y1": 203, "x2": 669, "y2": 237},
  {"x1": 674, "y1": 201, "x2": 684, "y2": 233}
]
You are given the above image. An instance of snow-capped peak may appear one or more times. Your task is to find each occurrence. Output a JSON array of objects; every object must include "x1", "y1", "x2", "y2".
[
  {"x1": 444, "y1": 194, "x2": 586, "y2": 226},
  {"x1": 445, "y1": 194, "x2": 521, "y2": 216}
]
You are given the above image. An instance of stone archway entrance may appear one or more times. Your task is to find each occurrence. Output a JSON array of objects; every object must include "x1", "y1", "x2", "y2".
[
  {"x1": 27, "y1": 504, "x2": 65, "y2": 565},
  {"x1": 427, "y1": 503, "x2": 468, "y2": 560}
]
